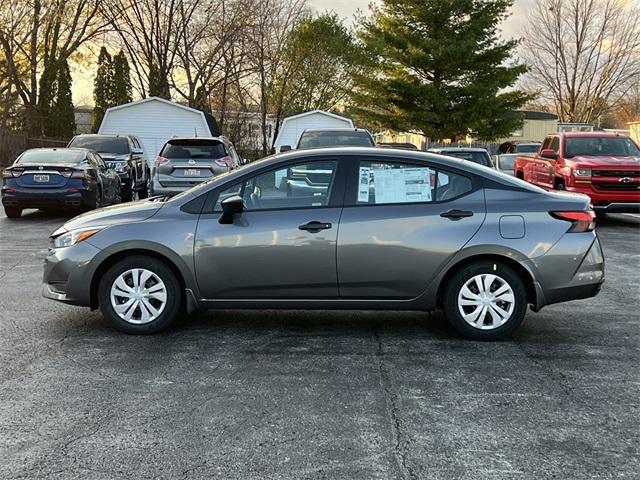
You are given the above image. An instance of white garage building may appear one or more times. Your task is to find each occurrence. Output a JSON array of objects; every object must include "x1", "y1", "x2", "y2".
[
  {"x1": 98, "y1": 97, "x2": 220, "y2": 165},
  {"x1": 273, "y1": 110, "x2": 353, "y2": 152}
]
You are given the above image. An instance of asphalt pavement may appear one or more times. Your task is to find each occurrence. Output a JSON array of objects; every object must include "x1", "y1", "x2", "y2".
[{"x1": 0, "y1": 209, "x2": 638, "y2": 479}]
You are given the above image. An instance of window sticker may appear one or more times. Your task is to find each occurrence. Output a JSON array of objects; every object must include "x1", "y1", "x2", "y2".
[
  {"x1": 358, "y1": 166, "x2": 371, "y2": 202},
  {"x1": 372, "y1": 167, "x2": 432, "y2": 204}
]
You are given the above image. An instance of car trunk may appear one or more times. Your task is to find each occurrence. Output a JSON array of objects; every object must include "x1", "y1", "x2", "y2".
[
  {"x1": 156, "y1": 139, "x2": 229, "y2": 188},
  {"x1": 12, "y1": 163, "x2": 77, "y2": 188}
]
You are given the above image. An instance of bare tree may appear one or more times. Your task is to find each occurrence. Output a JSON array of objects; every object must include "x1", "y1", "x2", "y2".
[
  {"x1": 246, "y1": 0, "x2": 306, "y2": 155},
  {"x1": 522, "y1": 0, "x2": 640, "y2": 123},
  {"x1": 0, "y1": 0, "x2": 109, "y2": 132},
  {"x1": 106, "y1": 0, "x2": 204, "y2": 98}
]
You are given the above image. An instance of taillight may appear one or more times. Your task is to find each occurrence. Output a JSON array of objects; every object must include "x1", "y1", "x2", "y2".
[
  {"x1": 550, "y1": 211, "x2": 596, "y2": 232},
  {"x1": 155, "y1": 156, "x2": 169, "y2": 167},
  {"x1": 60, "y1": 170, "x2": 73, "y2": 178},
  {"x1": 3, "y1": 169, "x2": 23, "y2": 178},
  {"x1": 215, "y1": 156, "x2": 232, "y2": 168}
]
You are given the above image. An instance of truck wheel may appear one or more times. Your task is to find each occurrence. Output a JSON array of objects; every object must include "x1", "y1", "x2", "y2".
[
  {"x1": 138, "y1": 173, "x2": 150, "y2": 199},
  {"x1": 516, "y1": 171, "x2": 524, "y2": 180},
  {"x1": 555, "y1": 180, "x2": 565, "y2": 190},
  {"x1": 443, "y1": 261, "x2": 528, "y2": 341},
  {"x1": 122, "y1": 176, "x2": 135, "y2": 202}
]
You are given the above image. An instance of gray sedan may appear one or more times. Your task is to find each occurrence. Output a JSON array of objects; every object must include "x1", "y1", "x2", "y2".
[{"x1": 42, "y1": 147, "x2": 604, "y2": 340}]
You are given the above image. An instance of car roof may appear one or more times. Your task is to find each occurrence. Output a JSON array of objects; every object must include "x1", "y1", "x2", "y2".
[
  {"x1": 559, "y1": 132, "x2": 630, "y2": 138},
  {"x1": 300, "y1": 128, "x2": 369, "y2": 133},
  {"x1": 428, "y1": 147, "x2": 489, "y2": 153},
  {"x1": 22, "y1": 147, "x2": 91, "y2": 153},
  {"x1": 73, "y1": 134, "x2": 131, "y2": 138},
  {"x1": 166, "y1": 136, "x2": 227, "y2": 142}
]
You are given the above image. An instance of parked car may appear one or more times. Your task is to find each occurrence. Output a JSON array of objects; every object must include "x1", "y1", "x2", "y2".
[
  {"x1": 427, "y1": 147, "x2": 493, "y2": 167},
  {"x1": 514, "y1": 132, "x2": 640, "y2": 214},
  {"x1": 493, "y1": 154, "x2": 517, "y2": 176},
  {"x1": 42, "y1": 147, "x2": 604, "y2": 341},
  {"x1": 67, "y1": 134, "x2": 149, "y2": 201},
  {"x1": 2, "y1": 148, "x2": 121, "y2": 218},
  {"x1": 281, "y1": 128, "x2": 375, "y2": 151},
  {"x1": 151, "y1": 137, "x2": 241, "y2": 196}
]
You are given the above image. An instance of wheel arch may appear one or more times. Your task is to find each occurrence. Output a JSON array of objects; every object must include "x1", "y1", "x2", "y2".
[
  {"x1": 436, "y1": 253, "x2": 537, "y2": 308},
  {"x1": 89, "y1": 247, "x2": 191, "y2": 310}
]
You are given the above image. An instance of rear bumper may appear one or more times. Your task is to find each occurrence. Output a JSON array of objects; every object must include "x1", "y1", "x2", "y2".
[
  {"x1": 593, "y1": 202, "x2": 640, "y2": 213},
  {"x1": 527, "y1": 233, "x2": 605, "y2": 310},
  {"x1": 1, "y1": 187, "x2": 94, "y2": 209}
]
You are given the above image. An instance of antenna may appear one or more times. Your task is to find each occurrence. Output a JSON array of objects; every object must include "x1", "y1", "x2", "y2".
[{"x1": 194, "y1": 127, "x2": 197, "y2": 138}]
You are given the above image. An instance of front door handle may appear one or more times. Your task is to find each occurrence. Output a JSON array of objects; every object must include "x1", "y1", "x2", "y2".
[
  {"x1": 440, "y1": 209, "x2": 474, "y2": 220},
  {"x1": 299, "y1": 221, "x2": 332, "y2": 232}
]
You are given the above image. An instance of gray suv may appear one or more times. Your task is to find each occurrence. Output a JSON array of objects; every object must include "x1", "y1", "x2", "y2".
[
  {"x1": 152, "y1": 137, "x2": 240, "y2": 196},
  {"x1": 42, "y1": 147, "x2": 604, "y2": 340}
]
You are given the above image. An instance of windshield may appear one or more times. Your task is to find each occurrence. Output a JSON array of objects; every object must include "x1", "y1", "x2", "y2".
[
  {"x1": 16, "y1": 149, "x2": 85, "y2": 165},
  {"x1": 515, "y1": 144, "x2": 539, "y2": 153},
  {"x1": 498, "y1": 154, "x2": 517, "y2": 171},
  {"x1": 565, "y1": 137, "x2": 640, "y2": 157},
  {"x1": 442, "y1": 151, "x2": 492, "y2": 167},
  {"x1": 69, "y1": 136, "x2": 130, "y2": 155},
  {"x1": 161, "y1": 140, "x2": 227, "y2": 159},
  {"x1": 297, "y1": 131, "x2": 374, "y2": 149}
]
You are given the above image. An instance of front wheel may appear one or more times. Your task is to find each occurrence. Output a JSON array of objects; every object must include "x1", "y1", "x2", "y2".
[
  {"x1": 98, "y1": 256, "x2": 182, "y2": 334},
  {"x1": 443, "y1": 261, "x2": 528, "y2": 341}
]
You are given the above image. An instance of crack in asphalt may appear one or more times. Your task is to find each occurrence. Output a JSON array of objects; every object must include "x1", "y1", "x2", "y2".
[{"x1": 372, "y1": 322, "x2": 417, "y2": 480}]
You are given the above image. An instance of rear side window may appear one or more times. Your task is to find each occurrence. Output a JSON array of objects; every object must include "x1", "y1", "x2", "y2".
[
  {"x1": 355, "y1": 160, "x2": 472, "y2": 205},
  {"x1": 161, "y1": 140, "x2": 226, "y2": 159},
  {"x1": 298, "y1": 131, "x2": 374, "y2": 149},
  {"x1": 69, "y1": 136, "x2": 130, "y2": 155},
  {"x1": 550, "y1": 137, "x2": 560, "y2": 153}
]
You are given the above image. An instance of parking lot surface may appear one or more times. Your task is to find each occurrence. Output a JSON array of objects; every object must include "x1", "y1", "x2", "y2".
[{"x1": 0, "y1": 209, "x2": 638, "y2": 479}]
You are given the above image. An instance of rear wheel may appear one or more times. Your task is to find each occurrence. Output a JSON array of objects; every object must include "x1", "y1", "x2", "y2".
[
  {"x1": 443, "y1": 261, "x2": 528, "y2": 341},
  {"x1": 138, "y1": 172, "x2": 150, "y2": 199},
  {"x1": 122, "y1": 175, "x2": 135, "y2": 202},
  {"x1": 98, "y1": 256, "x2": 182, "y2": 334},
  {"x1": 4, "y1": 206, "x2": 22, "y2": 218}
]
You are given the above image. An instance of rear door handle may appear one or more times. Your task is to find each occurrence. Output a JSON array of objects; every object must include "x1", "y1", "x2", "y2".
[
  {"x1": 440, "y1": 209, "x2": 474, "y2": 220},
  {"x1": 299, "y1": 221, "x2": 332, "y2": 232}
]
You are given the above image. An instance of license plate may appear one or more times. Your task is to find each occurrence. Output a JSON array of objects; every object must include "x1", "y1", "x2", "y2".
[
  {"x1": 33, "y1": 174, "x2": 50, "y2": 183},
  {"x1": 184, "y1": 169, "x2": 200, "y2": 177}
]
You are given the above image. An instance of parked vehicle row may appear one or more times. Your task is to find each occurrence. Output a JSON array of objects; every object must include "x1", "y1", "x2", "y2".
[{"x1": 2, "y1": 134, "x2": 241, "y2": 218}]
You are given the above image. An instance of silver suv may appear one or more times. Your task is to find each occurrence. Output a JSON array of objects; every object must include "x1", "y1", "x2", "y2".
[{"x1": 151, "y1": 137, "x2": 241, "y2": 196}]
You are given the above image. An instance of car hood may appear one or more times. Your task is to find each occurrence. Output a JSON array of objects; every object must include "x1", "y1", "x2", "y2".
[
  {"x1": 56, "y1": 199, "x2": 164, "y2": 233},
  {"x1": 569, "y1": 155, "x2": 640, "y2": 167}
]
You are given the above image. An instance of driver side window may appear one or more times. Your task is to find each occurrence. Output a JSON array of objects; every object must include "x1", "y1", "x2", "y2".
[{"x1": 214, "y1": 160, "x2": 338, "y2": 212}]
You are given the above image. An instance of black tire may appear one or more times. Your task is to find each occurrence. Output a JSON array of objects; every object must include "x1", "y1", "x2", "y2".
[
  {"x1": 122, "y1": 175, "x2": 135, "y2": 202},
  {"x1": 4, "y1": 206, "x2": 22, "y2": 218},
  {"x1": 98, "y1": 255, "x2": 182, "y2": 334},
  {"x1": 138, "y1": 173, "x2": 150, "y2": 199},
  {"x1": 442, "y1": 261, "x2": 528, "y2": 341},
  {"x1": 555, "y1": 180, "x2": 565, "y2": 191}
]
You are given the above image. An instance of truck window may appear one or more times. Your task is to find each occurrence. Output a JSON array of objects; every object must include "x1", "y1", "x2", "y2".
[{"x1": 550, "y1": 137, "x2": 560, "y2": 153}]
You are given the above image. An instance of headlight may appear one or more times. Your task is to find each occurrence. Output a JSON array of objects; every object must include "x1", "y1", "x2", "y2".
[
  {"x1": 574, "y1": 169, "x2": 591, "y2": 178},
  {"x1": 52, "y1": 226, "x2": 105, "y2": 248}
]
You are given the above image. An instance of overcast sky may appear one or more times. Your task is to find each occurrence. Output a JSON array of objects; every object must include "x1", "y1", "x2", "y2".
[{"x1": 308, "y1": 0, "x2": 533, "y2": 40}]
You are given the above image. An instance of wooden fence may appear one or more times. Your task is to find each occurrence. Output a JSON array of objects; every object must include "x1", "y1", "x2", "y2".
[{"x1": 0, "y1": 128, "x2": 68, "y2": 168}]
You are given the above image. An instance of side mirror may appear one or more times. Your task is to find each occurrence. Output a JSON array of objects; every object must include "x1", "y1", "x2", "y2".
[
  {"x1": 132, "y1": 148, "x2": 144, "y2": 155},
  {"x1": 280, "y1": 145, "x2": 292, "y2": 152},
  {"x1": 218, "y1": 195, "x2": 244, "y2": 224},
  {"x1": 540, "y1": 149, "x2": 558, "y2": 160}
]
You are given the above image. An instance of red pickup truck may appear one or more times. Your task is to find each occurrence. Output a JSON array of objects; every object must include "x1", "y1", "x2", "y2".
[{"x1": 514, "y1": 132, "x2": 640, "y2": 214}]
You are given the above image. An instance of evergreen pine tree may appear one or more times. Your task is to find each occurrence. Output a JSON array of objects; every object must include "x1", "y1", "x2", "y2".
[
  {"x1": 48, "y1": 59, "x2": 75, "y2": 138},
  {"x1": 351, "y1": 0, "x2": 532, "y2": 141},
  {"x1": 112, "y1": 50, "x2": 132, "y2": 105},
  {"x1": 92, "y1": 47, "x2": 113, "y2": 132},
  {"x1": 37, "y1": 62, "x2": 58, "y2": 136}
]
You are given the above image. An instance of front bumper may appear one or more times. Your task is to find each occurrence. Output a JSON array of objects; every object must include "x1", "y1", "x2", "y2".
[
  {"x1": 42, "y1": 240, "x2": 102, "y2": 307},
  {"x1": 565, "y1": 183, "x2": 640, "y2": 212},
  {"x1": 2, "y1": 187, "x2": 95, "y2": 209}
]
